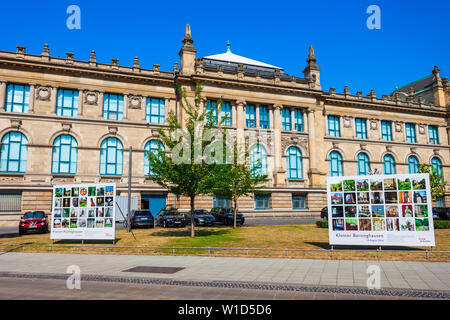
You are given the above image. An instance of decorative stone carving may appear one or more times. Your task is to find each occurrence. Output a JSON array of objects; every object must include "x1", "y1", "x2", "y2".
[
  {"x1": 394, "y1": 121, "x2": 403, "y2": 133},
  {"x1": 10, "y1": 119, "x2": 22, "y2": 129},
  {"x1": 128, "y1": 95, "x2": 142, "y2": 109},
  {"x1": 410, "y1": 147, "x2": 417, "y2": 154},
  {"x1": 369, "y1": 119, "x2": 378, "y2": 130},
  {"x1": 35, "y1": 86, "x2": 51, "y2": 101},
  {"x1": 332, "y1": 142, "x2": 339, "y2": 148},
  {"x1": 418, "y1": 124, "x2": 426, "y2": 134},
  {"x1": 433, "y1": 149, "x2": 440, "y2": 155},
  {"x1": 108, "y1": 126, "x2": 118, "y2": 135},
  {"x1": 61, "y1": 123, "x2": 72, "y2": 131},
  {"x1": 386, "y1": 146, "x2": 392, "y2": 152},
  {"x1": 360, "y1": 143, "x2": 367, "y2": 151},
  {"x1": 343, "y1": 116, "x2": 353, "y2": 128},
  {"x1": 65, "y1": 52, "x2": 74, "y2": 64},
  {"x1": 84, "y1": 91, "x2": 99, "y2": 105},
  {"x1": 281, "y1": 135, "x2": 308, "y2": 154}
]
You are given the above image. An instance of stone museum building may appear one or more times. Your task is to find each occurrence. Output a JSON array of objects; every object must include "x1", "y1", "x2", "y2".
[{"x1": 0, "y1": 25, "x2": 448, "y2": 225}]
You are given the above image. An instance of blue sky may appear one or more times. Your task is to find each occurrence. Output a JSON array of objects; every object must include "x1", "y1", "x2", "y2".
[{"x1": 0, "y1": 0, "x2": 448, "y2": 95}]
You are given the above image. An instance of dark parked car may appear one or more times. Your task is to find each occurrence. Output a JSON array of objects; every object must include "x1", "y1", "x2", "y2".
[
  {"x1": 156, "y1": 208, "x2": 186, "y2": 228},
  {"x1": 321, "y1": 207, "x2": 328, "y2": 220},
  {"x1": 130, "y1": 210, "x2": 154, "y2": 228},
  {"x1": 184, "y1": 209, "x2": 215, "y2": 226},
  {"x1": 210, "y1": 207, "x2": 245, "y2": 226},
  {"x1": 19, "y1": 211, "x2": 49, "y2": 235},
  {"x1": 433, "y1": 207, "x2": 450, "y2": 220}
]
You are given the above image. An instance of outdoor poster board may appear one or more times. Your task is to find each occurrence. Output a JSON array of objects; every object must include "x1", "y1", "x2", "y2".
[
  {"x1": 50, "y1": 183, "x2": 116, "y2": 240},
  {"x1": 327, "y1": 173, "x2": 435, "y2": 246}
]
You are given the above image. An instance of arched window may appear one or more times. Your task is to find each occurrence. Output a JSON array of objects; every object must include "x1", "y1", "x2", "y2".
[
  {"x1": 408, "y1": 156, "x2": 419, "y2": 174},
  {"x1": 144, "y1": 140, "x2": 164, "y2": 176},
  {"x1": 250, "y1": 144, "x2": 267, "y2": 177},
  {"x1": 431, "y1": 157, "x2": 443, "y2": 182},
  {"x1": 357, "y1": 152, "x2": 370, "y2": 175},
  {"x1": 286, "y1": 147, "x2": 302, "y2": 179},
  {"x1": 0, "y1": 132, "x2": 28, "y2": 173},
  {"x1": 383, "y1": 154, "x2": 396, "y2": 175},
  {"x1": 100, "y1": 138, "x2": 123, "y2": 175},
  {"x1": 52, "y1": 135, "x2": 78, "y2": 174},
  {"x1": 329, "y1": 151, "x2": 343, "y2": 176}
]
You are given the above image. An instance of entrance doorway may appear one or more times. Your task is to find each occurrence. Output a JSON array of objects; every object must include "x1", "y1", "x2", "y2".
[{"x1": 141, "y1": 194, "x2": 167, "y2": 217}]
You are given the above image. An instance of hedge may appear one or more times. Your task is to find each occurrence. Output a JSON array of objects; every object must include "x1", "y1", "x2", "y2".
[
  {"x1": 316, "y1": 220, "x2": 328, "y2": 228},
  {"x1": 434, "y1": 220, "x2": 450, "y2": 229}
]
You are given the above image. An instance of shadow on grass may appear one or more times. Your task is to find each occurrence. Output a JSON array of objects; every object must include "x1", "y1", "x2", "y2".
[
  {"x1": 151, "y1": 229, "x2": 234, "y2": 238},
  {"x1": 53, "y1": 239, "x2": 121, "y2": 245},
  {"x1": 305, "y1": 241, "x2": 426, "y2": 251}
]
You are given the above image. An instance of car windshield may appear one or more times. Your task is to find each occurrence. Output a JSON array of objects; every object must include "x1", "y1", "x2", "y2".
[
  {"x1": 194, "y1": 210, "x2": 208, "y2": 215},
  {"x1": 134, "y1": 211, "x2": 151, "y2": 216},
  {"x1": 24, "y1": 212, "x2": 45, "y2": 219},
  {"x1": 165, "y1": 210, "x2": 179, "y2": 216},
  {"x1": 223, "y1": 208, "x2": 235, "y2": 213}
]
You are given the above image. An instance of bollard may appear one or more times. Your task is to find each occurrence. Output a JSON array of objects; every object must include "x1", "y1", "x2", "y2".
[
  {"x1": 376, "y1": 248, "x2": 379, "y2": 259},
  {"x1": 426, "y1": 250, "x2": 429, "y2": 260},
  {"x1": 285, "y1": 249, "x2": 288, "y2": 257},
  {"x1": 172, "y1": 247, "x2": 175, "y2": 255},
  {"x1": 330, "y1": 246, "x2": 333, "y2": 258},
  {"x1": 246, "y1": 248, "x2": 249, "y2": 255},
  {"x1": 208, "y1": 247, "x2": 211, "y2": 255}
]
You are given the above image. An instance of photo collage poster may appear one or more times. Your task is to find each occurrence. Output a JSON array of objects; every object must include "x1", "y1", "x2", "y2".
[
  {"x1": 51, "y1": 183, "x2": 116, "y2": 240},
  {"x1": 327, "y1": 173, "x2": 435, "y2": 246}
]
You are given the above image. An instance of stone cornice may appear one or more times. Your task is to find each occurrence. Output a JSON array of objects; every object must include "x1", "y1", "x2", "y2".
[{"x1": 324, "y1": 136, "x2": 450, "y2": 149}]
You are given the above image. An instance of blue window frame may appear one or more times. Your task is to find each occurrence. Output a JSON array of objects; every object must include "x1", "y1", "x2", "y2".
[
  {"x1": 146, "y1": 98, "x2": 165, "y2": 124},
  {"x1": 357, "y1": 153, "x2": 370, "y2": 175},
  {"x1": 254, "y1": 194, "x2": 270, "y2": 209},
  {"x1": 56, "y1": 89, "x2": 79, "y2": 117},
  {"x1": 100, "y1": 138, "x2": 123, "y2": 175},
  {"x1": 328, "y1": 116, "x2": 340, "y2": 137},
  {"x1": 214, "y1": 195, "x2": 231, "y2": 208},
  {"x1": 383, "y1": 154, "x2": 396, "y2": 175},
  {"x1": 246, "y1": 104, "x2": 256, "y2": 128},
  {"x1": 286, "y1": 146, "x2": 302, "y2": 179},
  {"x1": 282, "y1": 108, "x2": 291, "y2": 130},
  {"x1": 0, "y1": 132, "x2": 28, "y2": 173},
  {"x1": 405, "y1": 123, "x2": 416, "y2": 143},
  {"x1": 329, "y1": 151, "x2": 343, "y2": 176},
  {"x1": 103, "y1": 94, "x2": 124, "y2": 120},
  {"x1": 431, "y1": 157, "x2": 443, "y2": 183},
  {"x1": 355, "y1": 118, "x2": 367, "y2": 139},
  {"x1": 294, "y1": 109, "x2": 304, "y2": 131},
  {"x1": 436, "y1": 197, "x2": 444, "y2": 207},
  {"x1": 5, "y1": 84, "x2": 30, "y2": 113},
  {"x1": 250, "y1": 144, "x2": 267, "y2": 177},
  {"x1": 144, "y1": 140, "x2": 164, "y2": 176},
  {"x1": 221, "y1": 101, "x2": 232, "y2": 126},
  {"x1": 259, "y1": 105, "x2": 269, "y2": 129},
  {"x1": 381, "y1": 120, "x2": 392, "y2": 141},
  {"x1": 292, "y1": 194, "x2": 306, "y2": 209},
  {"x1": 206, "y1": 100, "x2": 218, "y2": 125},
  {"x1": 429, "y1": 125, "x2": 439, "y2": 145},
  {"x1": 408, "y1": 156, "x2": 419, "y2": 174},
  {"x1": 52, "y1": 135, "x2": 77, "y2": 174}
]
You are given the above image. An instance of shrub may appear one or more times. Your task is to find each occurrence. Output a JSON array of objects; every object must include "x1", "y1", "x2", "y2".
[
  {"x1": 316, "y1": 220, "x2": 328, "y2": 228},
  {"x1": 434, "y1": 220, "x2": 450, "y2": 229}
]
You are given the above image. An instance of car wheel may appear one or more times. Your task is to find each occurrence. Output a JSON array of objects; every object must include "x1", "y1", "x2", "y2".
[{"x1": 240, "y1": 222, "x2": 244, "y2": 226}]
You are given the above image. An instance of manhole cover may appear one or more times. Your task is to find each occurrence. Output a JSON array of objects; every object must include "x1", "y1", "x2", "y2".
[{"x1": 123, "y1": 266, "x2": 184, "y2": 274}]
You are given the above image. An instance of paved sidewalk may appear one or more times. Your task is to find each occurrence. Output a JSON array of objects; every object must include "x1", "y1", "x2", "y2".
[{"x1": 0, "y1": 252, "x2": 449, "y2": 292}]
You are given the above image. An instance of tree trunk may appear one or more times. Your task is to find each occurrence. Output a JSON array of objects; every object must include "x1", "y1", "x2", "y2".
[
  {"x1": 190, "y1": 195, "x2": 195, "y2": 238},
  {"x1": 233, "y1": 196, "x2": 237, "y2": 229}
]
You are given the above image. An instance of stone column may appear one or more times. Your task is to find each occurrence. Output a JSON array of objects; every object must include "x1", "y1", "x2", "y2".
[
  {"x1": 0, "y1": 81, "x2": 6, "y2": 111},
  {"x1": 98, "y1": 91, "x2": 104, "y2": 118},
  {"x1": 231, "y1": 101, "x2": 237, "y2": 127},
  {"x1": 303, "y1": 108, "x2": 308, "y2": 132},
  {"x1": 28, "y1": 83, "x2": 36, "y2": 113},
  {"x1": 273, "y1": 104, "x2": 286, "y2": 185},
  {"x1": 255, "y1": 104, "x2": 260, "y2": 128},
  {"x1": 235, "y1": 99, "x2": 246, "y2": 163},
  {"x1": 78, "y1": 89, "x2": 83, "y2": 116},
  {"x1": 291, "y1": 107, "x2": 295, "y2": 131},
  {"x1": 307, "y1": 108, "x2": 320, "y2": 186},
  {"x1": 123, "y1": 94, "x2": 128, "y2": 120},
  {"x1": 269, "y1": 107, "x2": 274, "y2": 129},
  {"x1": 51, "y1": 87, "x2": 58, "y2": 114},
  {"x1": 164, "y1": 98, "x2": 170, "y2": 124}
]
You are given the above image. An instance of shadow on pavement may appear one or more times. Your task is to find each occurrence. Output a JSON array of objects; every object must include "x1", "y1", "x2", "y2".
[{"x1": 305, "y1": 241, "x2": 426, "y2": 251}]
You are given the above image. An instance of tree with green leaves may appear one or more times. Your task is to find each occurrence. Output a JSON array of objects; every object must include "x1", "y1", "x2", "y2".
[
  {"x1": 418, "y1": 163, "x2": 447, "y2": 201},
  {"x1": 213, "y1": 142, "x2": 268, "y2": 229},
  {"x1": 146, "y1": 81, "x2": 225, "y2": 238}
]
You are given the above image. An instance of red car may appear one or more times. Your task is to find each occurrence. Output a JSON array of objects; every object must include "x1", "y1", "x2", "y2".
[{"x1": 19, "y1": 211, "x2": 49, "y2": 235}]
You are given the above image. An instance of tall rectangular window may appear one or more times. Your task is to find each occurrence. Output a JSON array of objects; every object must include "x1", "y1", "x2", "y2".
[
  {"x1": 103, "y1": 94, "x2": 123, "y2": 120},
  {"x1": 294, "y1": 109, "x2": 304, "y2": 131},
  {"x1": 214, "y1": 195, "x2": 231, "y2": 208},
  {"x1": 355, "y1": 118, "x2": 367, "y2": 139},
  {"x1": 259, "y1": 105, "x2": 269, "y2": 129},
  {"x1": 429, "y1": 125, "x2": 439, "y2": 144},
  {"x1": 56, "y1": 89, "x2": 79, "y2": 117},
  {"x1": 221, "y1": 101, "x2": 232, "y2": 126},
  {"x1": 254, "y1": 194, "x2": 270, "y2": 210},
  {"x1": 206, "y1": 100, "x2": 218, "y2": 124},
  {"x1": 282, "y1": 108, "x2": 291, "y2": 130},
  {"x1": 381, "y1": 120, "x2": 392, "y2": 141},
  {"x1": 146, "y1": 98, "x2": 165, "y2": 124},
  {"x1": 246, "y1": 105, "x2": 256, "y2": 128},
  {"x1": 405, "y1": 123, "x2": 416, "y2": 143},
  {"x1": 292, "y1": 194, "x2": 306, "y2": 209},
  {"x1": 5, "y1": 84, "x2": 30, "y2": 113},
  {"x1": 328, "y1": 115, "x2": 340, "y2": 137}
]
